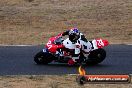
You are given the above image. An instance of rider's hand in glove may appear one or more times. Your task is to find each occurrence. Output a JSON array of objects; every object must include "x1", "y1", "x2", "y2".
[{"x1": 62, "y1": 30, "x2": 70, "y2": 36}]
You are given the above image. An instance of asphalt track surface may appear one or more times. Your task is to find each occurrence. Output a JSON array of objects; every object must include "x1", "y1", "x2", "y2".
[{"x1": 0, "y1": 44, "x2": 132, "y2": 75}]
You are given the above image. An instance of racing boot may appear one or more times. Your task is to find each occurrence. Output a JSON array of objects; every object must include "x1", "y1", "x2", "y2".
[
  {"x1": 68, "y1": 56, "x2": 79, "y2": 65},
  {"x1": 68, "y1": 58, "x2": 75, "y2": 65}
]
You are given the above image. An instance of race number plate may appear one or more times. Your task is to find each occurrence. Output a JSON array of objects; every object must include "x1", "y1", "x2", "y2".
[{"x1": 43, "y1": 48, "x2": 48, "y2": 52}]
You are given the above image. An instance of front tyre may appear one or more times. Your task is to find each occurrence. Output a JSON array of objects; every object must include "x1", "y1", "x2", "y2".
[
  {"x1": 86, "y1": 48, "x2": 106, "y2": 65},
  {"x1": 34, "y1": 51, "x2": 53, "y2": 64}
]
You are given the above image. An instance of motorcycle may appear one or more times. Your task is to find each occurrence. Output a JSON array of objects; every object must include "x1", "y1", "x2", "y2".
[{"x1": 34, "y1": 34, "x2": 109, "y2": 65}]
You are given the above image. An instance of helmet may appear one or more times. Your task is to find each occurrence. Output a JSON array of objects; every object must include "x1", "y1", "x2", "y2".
[
  {"x1": 69, "y1": 28, "x2": 80, "y2": 42},
  {"x1": 69, "y1": 28, "x2": 79, "y2": 35}
]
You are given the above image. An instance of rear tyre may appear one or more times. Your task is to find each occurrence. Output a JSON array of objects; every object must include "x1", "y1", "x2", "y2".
[
  {"x1": 34, "y1": 51, "x2": 53, "y2": 64},
  {"x1": 86, "y1": 48, "x2": 106, "y2": 65}
]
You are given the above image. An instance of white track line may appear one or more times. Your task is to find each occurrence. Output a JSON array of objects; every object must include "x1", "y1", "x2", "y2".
[
  {"x1": 0, "y1": 45, "x2": 36, "y2": 46},
  {"x1": 126, "y1": 44, "x2": 132, "y2": 45},
  {"x1": 0, "y1": 44, "x2": 132, "y2": 46}
]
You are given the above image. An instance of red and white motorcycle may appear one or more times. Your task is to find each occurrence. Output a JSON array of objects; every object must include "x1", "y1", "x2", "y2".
[{"x1": 34, "y1": 34, "x2": 109, "y2": 65}]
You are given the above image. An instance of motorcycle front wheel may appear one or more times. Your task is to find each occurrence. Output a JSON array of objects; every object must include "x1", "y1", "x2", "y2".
[{"x1": 34, "y1": 51, "x2": 53, "y2": 64}]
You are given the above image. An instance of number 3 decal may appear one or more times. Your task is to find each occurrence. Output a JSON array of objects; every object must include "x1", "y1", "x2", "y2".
[{"x1": 47, "y1": 41, "x2": 52, "y2": 49}]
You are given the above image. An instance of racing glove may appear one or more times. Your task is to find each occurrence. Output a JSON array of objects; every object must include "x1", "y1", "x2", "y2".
[{"x1": 62, "y1": 30, "x2": 70, "y2": 36}]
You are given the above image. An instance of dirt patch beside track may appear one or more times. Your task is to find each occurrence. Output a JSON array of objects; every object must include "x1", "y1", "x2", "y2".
[
  {"x1": 0, "y1": 0, "x2": 132, "y2": 45},
  {"x1": 0, "y1": 75, "x2": 132, "y2": 88}
]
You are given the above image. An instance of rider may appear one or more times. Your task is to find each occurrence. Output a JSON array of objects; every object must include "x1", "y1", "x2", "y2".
[
  {"x1": 56, "y1": 27, "x2": 108, "y2": 65},
  {"x1": 62, "y1": 28, "x2": 92, "y2": 65}
]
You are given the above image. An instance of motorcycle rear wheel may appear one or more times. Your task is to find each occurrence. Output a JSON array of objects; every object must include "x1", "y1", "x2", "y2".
[{"x1": 86, "y1": 48, "x2": 106, "y2": 65}]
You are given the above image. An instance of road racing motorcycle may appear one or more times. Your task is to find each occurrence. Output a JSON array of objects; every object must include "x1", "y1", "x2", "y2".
[{"x1": 34, "y1": 34, "x2": 109, "y2": 65}]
